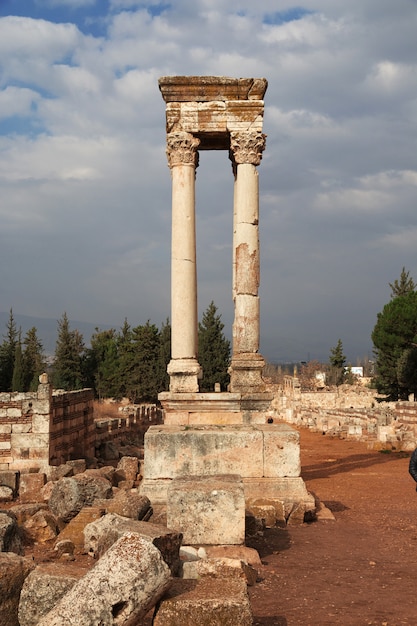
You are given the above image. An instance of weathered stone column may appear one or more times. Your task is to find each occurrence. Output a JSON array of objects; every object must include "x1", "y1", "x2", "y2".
[
  {"x1": 229, "y1": 131, "x2": 266, "y2": 392},
  {"x1": 166, "y1": 131, "x2": 201, "y2": 393}
]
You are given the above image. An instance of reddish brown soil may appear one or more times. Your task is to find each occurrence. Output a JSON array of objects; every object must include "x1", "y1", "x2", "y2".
[{"x1": 248, "y1": 428, "x2": 417, "y2": 626}]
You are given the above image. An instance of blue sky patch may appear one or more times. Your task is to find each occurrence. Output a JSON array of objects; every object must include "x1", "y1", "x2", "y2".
[{"x1": 263, "y1": 7, "x2": 313, "y2": 25}]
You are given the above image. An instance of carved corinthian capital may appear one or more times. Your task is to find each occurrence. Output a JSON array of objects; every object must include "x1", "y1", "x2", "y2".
[
  {"x1": 166, "y1": 132, "x2": 200, "y2": 168},
  {"x1": 229, "y1": 131, "x2": 266, "y2": 166}
]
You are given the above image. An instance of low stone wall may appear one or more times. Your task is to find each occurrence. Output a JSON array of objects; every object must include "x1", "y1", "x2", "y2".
[
  {"x1": 95, "y1": 404, "x2": 162, "y2": 448},
  {"x1": 49, "y1": 388, "x2": 95, "y2": 467},
  {"x1": 274, "y1": 377, "x2": 417, "y2": 451}
]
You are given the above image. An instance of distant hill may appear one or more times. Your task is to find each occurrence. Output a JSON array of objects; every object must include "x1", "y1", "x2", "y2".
[{"x1": 0, "y1": 312, "x2": 113, "y2": 356}]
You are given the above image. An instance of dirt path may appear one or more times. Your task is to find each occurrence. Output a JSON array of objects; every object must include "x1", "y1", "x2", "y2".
[{"x1": 248, "y1": 428, "x2": 417, "y2": 626}]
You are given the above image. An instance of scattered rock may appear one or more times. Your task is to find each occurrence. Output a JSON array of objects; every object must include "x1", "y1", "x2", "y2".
[
  {"x1": 0, "y1": 552, "x2": 35, "y2": 626},
  {"x1": 48, "y1": 474, "x2": 112, "y2": 523},
  {"x1": 0, "y1": 511, "x2": 23, "y2": 555},
  {"x1": 37, "y1": 533, "x2": 172, "y2": 626}
]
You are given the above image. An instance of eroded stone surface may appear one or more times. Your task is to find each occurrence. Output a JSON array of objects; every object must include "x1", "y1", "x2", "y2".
[
  {"x1": 37, "y1": 533, "x2": 171, "y2": 626},
  {"x1": 153, "y1": 577, "x2": 253, "y2": 625},
  {"x1": 0, "y1": 552, "x2": 35, "y2": 626}
]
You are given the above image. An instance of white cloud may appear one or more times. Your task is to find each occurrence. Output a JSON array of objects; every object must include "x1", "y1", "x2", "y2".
[{"x1": 0, "y1": 0, "x2": 416, "y2": 362}]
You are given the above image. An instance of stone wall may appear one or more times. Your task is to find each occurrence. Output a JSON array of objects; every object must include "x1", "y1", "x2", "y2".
[
  {"x1": 0, "y1": 378, "x2": 163, "y2": 472},
  {"x1": 95, "y1": 404, "x2": 162, "y2": 448},
  {"x1": 273, "y1": 376, "x2": 417, "y2": 451},
  {"x1": 0, "y1": 375, "x2": 95, "y2": 471}
]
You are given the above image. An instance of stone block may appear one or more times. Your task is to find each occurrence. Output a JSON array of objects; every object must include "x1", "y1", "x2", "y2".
[
  {"x1": 153, "y1": 578, "x2": 253, "y2": 626},
  {"x1": 19, "y1": 473, "x2": 46, "y2": 503},
  {"x1": 205, "y1": 544, "x2": 262, "y2": 567},
  {"x1": 0, "y1": 553, "x2": 35, "y2": 626},
  {"x1": 54, "y1": 506, "x2": 105, "y2": 552},
  {"x1": 260, "y1": 424, "x2": 301, "y2": 477},
  {"x1": 167, "y1": 474, "x2": 245, "y2": 545},
  {"x1": 116, "y1": 456, "x2": 139, "y2": 482},
  {"x1": 0, "y1": 424, "x2": 11, "y2": 434},
  {"x1": 144, "y1": 425, "x2": 263, "y2": 479},
  {"x1": 18, "y1": 562, "x2": 82, "y2": 626},
  {"x1": 37, "y1": 534, "x2": 171, "y2": 626},
  {"x1": 84, "y1": 513, "x2": 182, "y2": 575},
  {"x1": 243, "y1": 477, "x2": 315, "y2": 518},
  {"x1": 246, "y1": 497, "x2": 286, "y2": 527},
  {"x1": 0, "y1": 470, "x2": 18, "y2": 494}
]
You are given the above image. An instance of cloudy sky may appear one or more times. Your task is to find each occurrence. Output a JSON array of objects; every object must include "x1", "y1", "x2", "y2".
[{"x1": 0, "y1": 0, "x2": 416, "y2": 363}]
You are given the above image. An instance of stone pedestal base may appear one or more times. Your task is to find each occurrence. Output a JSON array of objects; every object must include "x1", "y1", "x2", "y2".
[
  {"x1": 167, "y1": 359, "x2": 201, "y2": 393},
  {"x1": 158, "y1": 391, "x2": 274, "y2": 425},
  {"x1": 228, "y1": 353, "x2": 266, "y2": 393},
  {"x1": 140, "y1": 423, "x2": 315, "y2": 519}
]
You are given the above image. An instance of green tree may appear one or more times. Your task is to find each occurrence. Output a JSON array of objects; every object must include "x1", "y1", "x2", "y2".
[
  {"x1": 121, "y1": 321, "x2": 161, "y2": 403},
  {"x1": 86, "y1": 328, "x2": 120, "y2": 400},
  {"x1": 22, "y1": 327, "x2": 46, "y2": 391},
  {"x1": 389, "y1": 267, "x2": 415, "y2": 298},
  {"x1": 0, "y1": 309, "x2": 18, "y2": 391},
  {"x1": 328, "y1": 339, "x2": 346, "y2": 386},
  {"x1": 53, "y1": 313, "x2": 85, "y2": 390},
  {"x1": 372, "y1": 291, "x2": 417, "y2": 400},
  {"x1": 11, "y1": 330, "x2": 24, "y2": 391},
  {"x1": 198, "y1": 301, "x2": 231, "y2": 392},
  {"x1": 158, "y1": 318, "x2": 171, "y2": 392}
]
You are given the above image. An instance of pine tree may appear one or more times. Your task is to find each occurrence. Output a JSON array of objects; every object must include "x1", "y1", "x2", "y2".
[
  {"x1": 53, "y1": 313, "x2": 85, "y2": 390},
  {"x1": 328, "y1": 339, "x2": 346, "y2": 386},
  {"x1": 158, "y1": 318, "x2": 171, "y2": 392},
  {"x1": 198, "y1": 301, "x2": 231, "y2": 392},
  {"x1": 22, "y1": 327, "x2": 46, "y2": 391},
  {"x1": 389, "y1": 267, "x2": 415, "y2": 298},
  {"x1": 86, "y1": 328, "x2": 120, "y2": 400},
  {"x1": 125, "y1": 321, "x2": 161, "y2": 403},
  {"x1": 372, "y1": 291, "x2": 417, "y2": 400},
  {"x1": 0, "y1": 308, "x2": 18, "y2": 391},
  {"x1": 11, "y1": 330, "x2": 24, "y2": 391}
]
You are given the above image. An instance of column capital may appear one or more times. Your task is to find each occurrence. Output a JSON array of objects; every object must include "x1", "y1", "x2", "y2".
[
  {"x1": 166, "y1": 131, "x2": 200, "y2": 168},
  {"x1": 229, "y1": 131, "x2": 266, "y2": 166}
]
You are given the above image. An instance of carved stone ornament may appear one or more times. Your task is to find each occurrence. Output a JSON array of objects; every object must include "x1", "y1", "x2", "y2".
[
  {"x1": 229, "y1": 131, "x2": 266, "y2": 166},
  {"x1": 166, "y1": 132, "x2": 200, "y2": 168}
]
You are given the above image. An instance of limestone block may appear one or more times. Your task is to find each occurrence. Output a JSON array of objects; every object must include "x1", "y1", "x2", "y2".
[
  {"x1": 0, "y1": 424, "x2": 11, "y2": 434},
  {"x1": 19, "y1": 473, "x2": 46, "y2": 503},
  {"x1": 144, "y1": 425, "x2": 264, "y2": 479},
  {"x1": 55, "y1": 505, "x2": 105, "y2": 552},
  {"x1": 10, "y1": 424, "x2": 31, "y2": 434},
  {"x1": 0, "y1": 512, "x2": 23, "y2": 554},
  {"x1": 48, "y1": 474, "x2": 112, "y2": 523},
  {"x1": 153, "y1": 578, "x2": 253, "y2": 626},
  {"x1": 31, "y1": 414, "x2": 50, "y2": 434},
  {"x1": 0, "y1": 470, "x2": 18, "y2": 494},
  {"x1": 18, "y1": 562, "x2": 82, "y2": 626},
  {"x1": 167, "y1": 474, "x2": 245, "y2": 545},
  {"x1": 0, "y1": 442, "x2": 11, "y2": 450},
  {"x1": 11, "y1": 433, "x2": 49, "y2": 449},
  {"x1": 246, "y1": 497, "x2": 286, "y2": 527},
  {"x1": 0, "y1": 553, "x2": 35, "y2": 626},
  {"x1": 84, "y1": 513, "x2": 182, "y2": 575},
  {"x1": 9, "y1": 503, "x2": 47, "y2": 525},
  {"x1": 105, "y1": 490, "x2": 151, "y2": 520},
  {"x1": 117, "y1": 456, "x2": 139, "y2": 482},
  {"x1": 23, "y1": 510, "x2": 59, "y2": 544},
  {"x1": 205, "y1": 544, "x2": 262, "y2": 568},
  {"x1": 260, "y1": 424, "x2": 301, "y2": 477},
  {"x1": 0, "y1": 486, "x2": 13, "y2": 502},
  {"x1": 243, "y1": 477, "x2": 315, "y2": 518},
  {"x1": 37, "y1": 533, "x2": 172, "y2": 626},
  {"x1": 183, "y1": 557, "x2": 258, "y2": 586}
]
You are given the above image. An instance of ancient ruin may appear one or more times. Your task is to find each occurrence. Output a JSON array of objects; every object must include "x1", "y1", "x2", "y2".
[{"x1": 139, "y1": 76, "x2": 314, "y2": 527}]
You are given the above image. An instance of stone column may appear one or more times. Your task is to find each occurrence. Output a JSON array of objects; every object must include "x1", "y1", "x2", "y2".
[
  {"x1": 229, "y1": 131, "x2": 266, "y2": 392},
  {"x1": 166, "y1": 131, "x2": 202, "y2": 393}
]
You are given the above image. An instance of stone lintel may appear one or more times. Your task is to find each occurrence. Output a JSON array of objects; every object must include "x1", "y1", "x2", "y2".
[{"x1": 159, "y1": 76, "x2": 268, "y2": 103}]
